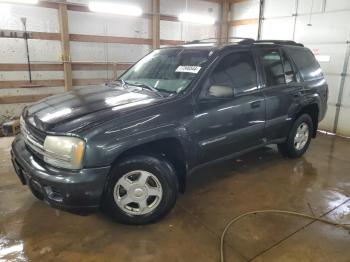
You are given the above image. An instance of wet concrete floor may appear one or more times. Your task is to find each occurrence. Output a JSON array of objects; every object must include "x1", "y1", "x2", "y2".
[{"x1": 0, "y1": 133, "x2": 349, "y2": 261}]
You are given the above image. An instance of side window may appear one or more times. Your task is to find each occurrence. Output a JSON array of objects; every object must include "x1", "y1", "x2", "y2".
[
  {"x1": 259, "y1": 49, "x2": 286, "y2": 86},
  {"x1": 209, "y1": 51, "x2": 258, "y2": 96},
  {"x1": 281, "y1": 51, "x2": 297, "y2": 83},
  {"x1": 287, "y1": 48, "x2": 323, "y2": 81}
]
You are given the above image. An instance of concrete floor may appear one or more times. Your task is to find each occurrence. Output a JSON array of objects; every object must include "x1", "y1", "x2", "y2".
[{"x1": 0, "y1": 134, "x2": 349, "y2": 262}]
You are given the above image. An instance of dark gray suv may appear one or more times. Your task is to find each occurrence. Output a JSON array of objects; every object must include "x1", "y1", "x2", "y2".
[{"x1": 11, "y1": 39, "x2": 328, "y2": 224}]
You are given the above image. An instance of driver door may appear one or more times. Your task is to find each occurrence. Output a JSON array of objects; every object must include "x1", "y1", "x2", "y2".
[{"x1": 193, "y1": 50, "x2": 266, "y2": 164}]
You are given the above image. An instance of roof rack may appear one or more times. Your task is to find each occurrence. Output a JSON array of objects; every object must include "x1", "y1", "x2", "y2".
[
  {"x1": 185, "y1": 37, "x2": 255, "y2": 45},
  {"x1": 183, "y1": 38, "x2": 303, "y2": 47},
  {"x1": 251, "y1": 40, "x2": 304, "y2": 47}
]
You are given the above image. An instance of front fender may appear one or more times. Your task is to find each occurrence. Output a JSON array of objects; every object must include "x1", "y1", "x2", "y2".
[{"x1": 82, "y1": 114, "x2": 193, "y2": 168}]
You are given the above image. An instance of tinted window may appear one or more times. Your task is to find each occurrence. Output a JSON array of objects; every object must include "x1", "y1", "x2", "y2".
[
  {"x1": 287, "y1": 48, "x2": 323, "y2": 81},
  {"x1": 210, "y1": 51, "x2": 257, "y2": 95},
  {"x1": 259, "y1": 49, "x2": 286, "y2": 86},
  {"x1": 282, "y1": 51, "x2": 297, "y2": 83}
]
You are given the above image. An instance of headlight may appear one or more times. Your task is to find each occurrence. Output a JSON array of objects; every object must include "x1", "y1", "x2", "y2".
[{"x1": 43, "y1": 136, "x2": 85, "y2": 170}]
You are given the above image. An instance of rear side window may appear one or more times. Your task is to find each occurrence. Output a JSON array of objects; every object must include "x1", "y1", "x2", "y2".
[
  {"x1": 281, "y1": 51, "x2": 297, "y2": 83},
  {"x1": 287, "y1": 48, "x2": 323, "y2": 81},
  {"x1": 259, "y1": 49, "x2": 286, "y2": 86},
  {"x1": 210, "y1": 51, "x2": 258, "y2": 95}
]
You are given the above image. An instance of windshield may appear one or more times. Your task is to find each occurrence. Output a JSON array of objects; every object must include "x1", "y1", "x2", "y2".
[{"x1": 120, "y1": 48, "x2": 212, "y2": 94}]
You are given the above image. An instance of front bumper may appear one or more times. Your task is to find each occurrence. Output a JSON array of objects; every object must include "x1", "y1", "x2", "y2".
[{"x1": 11, "y1": 135, "x2": 111, "y2": 211}]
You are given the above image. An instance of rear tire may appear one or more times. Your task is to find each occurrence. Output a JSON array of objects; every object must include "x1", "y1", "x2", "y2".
[
  {"x1": 278, "y1": 114, "x2": 313, "y2": 158},
  {"x1": 104, "y1": 155, "x2": 178, "y2": 225}
]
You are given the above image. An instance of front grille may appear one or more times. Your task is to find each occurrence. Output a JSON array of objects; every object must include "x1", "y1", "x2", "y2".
[
  {"x1": 26, "y1": 122, "x2": 46, "y2": 144},
  {"x1": 21, "y1": 118, "x2": 46, "y2": 159}
]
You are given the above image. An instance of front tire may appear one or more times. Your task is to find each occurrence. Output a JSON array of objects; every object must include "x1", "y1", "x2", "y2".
[
  {"x1": 104, "y1": 155, "x2": 178, "y2": 224},
  {"x1": 278, "y1": 114, "x2": 313, "y2": 158}
]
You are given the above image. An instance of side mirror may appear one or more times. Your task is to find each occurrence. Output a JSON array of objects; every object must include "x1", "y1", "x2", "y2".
[{"x1": 207, "y1": 84, "x2": 234, "y2": 98}]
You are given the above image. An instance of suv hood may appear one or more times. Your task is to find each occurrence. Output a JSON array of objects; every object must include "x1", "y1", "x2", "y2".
[{"x1": 24, "y1": 85, "x2": 161, "y2": 132}]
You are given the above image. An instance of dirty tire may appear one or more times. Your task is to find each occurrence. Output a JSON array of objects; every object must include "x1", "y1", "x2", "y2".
[
  {"x1": 278, "y1": 114, "x2": 313, "y2": 158},
  {"x1": 104, "y1": 155, "x2": 178, "y2": 225}
]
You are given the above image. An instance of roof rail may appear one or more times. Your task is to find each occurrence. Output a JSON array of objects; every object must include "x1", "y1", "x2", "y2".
[
  {"x1": 183, "y1": 38, "x2": 304, "y2": 47},
  {"x1": 185, "y1": 37, "x2": 255, "y2": 45},
  {"x1": 252, "y1": 40, "x2": 304, "y2": 47}
]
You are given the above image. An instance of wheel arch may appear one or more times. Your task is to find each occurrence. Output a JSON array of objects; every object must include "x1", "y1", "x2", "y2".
[
  {"x1": 106, "y1": 137, "x2": 189, "y2": 194},
  {"x1": 295, "y1": 103, "x2": 319, "y2": 137}
]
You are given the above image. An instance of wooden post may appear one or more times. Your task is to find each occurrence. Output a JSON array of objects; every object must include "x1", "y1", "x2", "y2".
[
  {"x1": 58, "y1": 1, "x2": 73, "y2": 91},
  {"x1": 152, "y1": 0, "x2": 160, "y2": 49},
  {"x1": 219, "y1": 0, "x2": 229, "y2": 44}
]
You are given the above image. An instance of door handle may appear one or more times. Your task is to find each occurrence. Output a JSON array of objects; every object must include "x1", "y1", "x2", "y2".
[{"x1": 251, "y1": 101, "x2": 261, "y2": 109}]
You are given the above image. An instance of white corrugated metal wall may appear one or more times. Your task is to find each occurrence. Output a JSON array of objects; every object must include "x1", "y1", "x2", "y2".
[
  {"x1": 230, "y1": 0, "x2": 350, "y2": 137},
  {"x1": 0, "y1": 0, "x2": 219, "y2": 120}
]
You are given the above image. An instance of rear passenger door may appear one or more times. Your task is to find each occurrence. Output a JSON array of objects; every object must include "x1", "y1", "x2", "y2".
[{"x1": 257, "y1": 47, "x2": 304, "y2": 141}]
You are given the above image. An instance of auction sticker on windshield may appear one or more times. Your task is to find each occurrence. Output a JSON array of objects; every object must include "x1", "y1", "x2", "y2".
[{"x1": 175, "y1": 66, "x2": 201, "y2": 74}]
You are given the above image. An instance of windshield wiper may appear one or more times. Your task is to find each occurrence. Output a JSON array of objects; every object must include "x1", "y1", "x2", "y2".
[
  {"x1": 125, "y1": 81, "x2": 164, "y2": 97},
  {"x1": 106, "y1": 79, "x2": 126, "y2": 88},
  {"x1": 157, "y1": 89, "x2": 177, "y2": 95}
]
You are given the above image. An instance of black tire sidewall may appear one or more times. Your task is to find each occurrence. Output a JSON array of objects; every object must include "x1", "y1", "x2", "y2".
[
  {"x1": 105, "y1": 155, "x2": 178, "y2": 224},
  {"x1": 286, "y1": 114, "x2": 313, "y2": 157}
]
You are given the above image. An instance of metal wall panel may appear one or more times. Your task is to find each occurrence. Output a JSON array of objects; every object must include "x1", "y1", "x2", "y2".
[
  {"x1": 261, "y1": 17, "x2": 294, "y2": 40},
  {"x1": 337, "y1": 77, "x2": 350, "y2": 136},
  {"x1": 70, "y1": 42, "x2": 150, "y2": 63},
  {"x1": 326, "y1": 0, "x2": 350, "y2": 12},
  {"x1": 230, "y1": 0, "x2": 260, "y2": 20},
  {"x1": 337, "y1": 108, "x2": 350, "y2": 137},
  {"x1": 0, "y1": 38, "x2": 61, "y2": 64},
  {"x1": 230, "y1": 24, "x2": 258, "y2": 39},
  {"x1": 340, "y1": 76, "x2": 350, "y2": 107},
  {"x1": 68, "y1": 11, "x2": 150, "y2": 38},
  {"x1": 297, "y1": 0, "x2": 323, "y2": 14},
  {"x1": 319, "y1": 105, "x2": 337, "y2": 131},
  {"x1": 183, "y1": 24, "x2": 217, "y2": 42},
  {"x1": 294, "y1": 12, "x2": 350, "y2": 43},
  {"x1": 160, "y1": 21, "x2": 182, "y2": 41},
  {"x1": 323, "y1": 74, "x2": 341, "y2": 106},
  {"x1": 72, "y1": 70, "x2": 114, "y2": 80},
  {"x1": 1, "y1": 103, "x2": 37, "y2": 118},
  {"x1": 69, "y1": 0, "x2": 152, "y2": 14},
  {"x1": 263, "y1": 0, "x2": 294, "y2": 18},
  {"x1": 160, "y1": 0, "x2": 220, "y2": 19},
  {"x1": 0, "y1": 3, "x2": 59, "y2": 32},
  {"x1": 1, "y1": 86, "x2": 63, "y2": 97},
  {"x1": 0, "y1": 71, "x2": 63, "y2": 81},
  {"x1": 305, "y1": 44, "x2": 348, "y2": 74}
]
